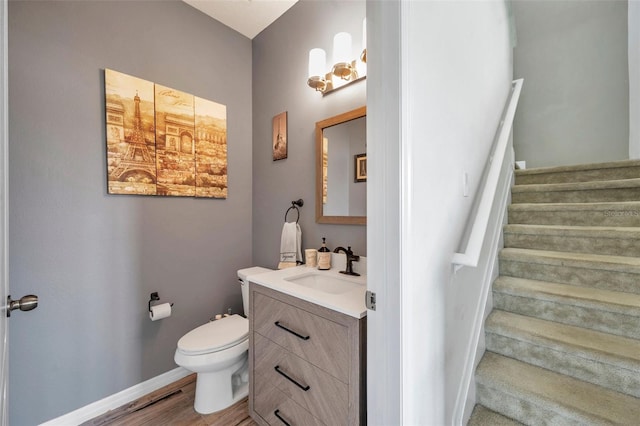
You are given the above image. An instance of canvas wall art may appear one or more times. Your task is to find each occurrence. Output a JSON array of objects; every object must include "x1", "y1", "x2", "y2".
[
  {"x1": 105, "y1": 69, "x2": 157, "y2": 195},
  {"x1": 272, "y1": 111, "x2": 288, "y2": 161},
  {"x1": 105, "y1": 69, "x2": 227, "y2": 198}
]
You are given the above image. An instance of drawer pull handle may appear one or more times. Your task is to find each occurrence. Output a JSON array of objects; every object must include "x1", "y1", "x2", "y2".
[
  {"x1": 274, "y1": 409, "x2": 292, "y2": 426},
  {"x1": 274, "y1": 321, "x2": 310, "y2": 340},
  {"x1": 274, "y1": 365, "x2": 311, "y2": 391}
]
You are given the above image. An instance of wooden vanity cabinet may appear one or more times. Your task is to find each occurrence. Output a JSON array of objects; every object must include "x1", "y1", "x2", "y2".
[{"x1": 248, "y1": 283, "x2": 366, "y2": 426}]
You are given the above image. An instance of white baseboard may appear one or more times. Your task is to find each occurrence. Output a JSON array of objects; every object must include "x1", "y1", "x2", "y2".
[{"x1": 40, "y1": 367, "x2": 191, "y2": 425}]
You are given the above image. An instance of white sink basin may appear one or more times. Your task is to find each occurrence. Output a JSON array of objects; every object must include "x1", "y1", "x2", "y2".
[{"x1": 284, "y1": 272, "x2": 363, "y2": 295}]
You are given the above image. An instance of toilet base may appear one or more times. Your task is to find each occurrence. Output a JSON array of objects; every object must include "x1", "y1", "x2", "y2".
[{"x1": 193, "y1": 354, "x2": 249, "y2": 414}]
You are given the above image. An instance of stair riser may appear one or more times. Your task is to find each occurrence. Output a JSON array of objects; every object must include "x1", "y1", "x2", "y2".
[
  {"x1": 499, "y1": 259, "x2": 640, "y2": 295},
  {"x1": 515, "y1": 166, "x2": 640, "y2": 185},
  {"x1": 493, "y1": 292, "x2": 640, "y2": 340},
  {"x1": 469, "y1": 406, "x2": 522, "y2": 426},
  {"x1": 512, "y1": 187, "x2": 640, "y2": 204},
  {"x1": 476, "y1": 382, "x2": 585, "y2": 425},
  {"x1": 504, "y1": 233, "x2": 640, "y2": 257},
  {"x1": 486, "y1": 333, "x2": 640, "y2": 398},
  {"x1": 508, "y1": 209, "x2": 640, "y2": 227}
]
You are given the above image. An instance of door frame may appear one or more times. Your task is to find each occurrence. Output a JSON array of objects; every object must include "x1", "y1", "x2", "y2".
[
  {"x1": 366, "y1": 1, "x2": 403, "y2": 424},
  {"x1": 0, "y1": 0, "x2": 9, "y2": 423}
]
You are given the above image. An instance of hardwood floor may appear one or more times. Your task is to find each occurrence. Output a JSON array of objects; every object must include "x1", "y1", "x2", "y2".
[{"x1": 83, "y1": 374, "x2": 258, "y2": 426}]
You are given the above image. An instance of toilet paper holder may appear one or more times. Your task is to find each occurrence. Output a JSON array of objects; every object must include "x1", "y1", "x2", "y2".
[{"x1": 148, "y1": 292, "x2": 173, "y2": 312}]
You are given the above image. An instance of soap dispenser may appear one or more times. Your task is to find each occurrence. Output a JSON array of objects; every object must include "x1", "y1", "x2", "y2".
[{"x1": 317, "y1": 237, "x2": 331, "y2": 270}]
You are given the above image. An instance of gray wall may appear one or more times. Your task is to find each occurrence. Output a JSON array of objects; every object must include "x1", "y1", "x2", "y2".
[
  {"x1": 8, "y1": 1, "x2": 252, "y2": 424},
  {"x1": 252, "y1": 0, "x2": 366, "y2": 268},
  {"x1": 513, "y1": 0, "x2": 629, "y2": 168}
]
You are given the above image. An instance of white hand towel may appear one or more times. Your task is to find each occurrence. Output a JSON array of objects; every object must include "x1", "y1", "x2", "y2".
[{"x1": 278, "y1": 221, "x2": 302, "y2": 269}]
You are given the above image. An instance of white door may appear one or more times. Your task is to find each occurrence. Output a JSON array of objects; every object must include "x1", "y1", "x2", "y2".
[
  {"x1": 0, "y1": 3, "x2": 39, "y2": 422},
  {"x1": 0, "y1": 0, "x2": 9, "y2": 423}
]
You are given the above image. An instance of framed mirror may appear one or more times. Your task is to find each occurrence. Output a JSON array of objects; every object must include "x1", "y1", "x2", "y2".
[{"x1": 315, "y1": 106, "x2": 366, "y2": 225}]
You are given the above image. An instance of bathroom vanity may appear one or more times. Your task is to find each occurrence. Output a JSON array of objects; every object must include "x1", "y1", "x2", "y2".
[{"x1": 247, "y1": 264, "x2": 367, "y2": 425}]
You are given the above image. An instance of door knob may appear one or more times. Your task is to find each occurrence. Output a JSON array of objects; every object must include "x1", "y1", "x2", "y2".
[{"x1": 6, "y1": 294, "x2": 38, "y2": 317}]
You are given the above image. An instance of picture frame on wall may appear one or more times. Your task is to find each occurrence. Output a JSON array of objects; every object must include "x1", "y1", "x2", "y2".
[
  {"x1": 272, "y1": 111, "x2": 288, "y2": 161},
  {"x1": 355, "y1": 153, "x2": 367, "y2": 182}
]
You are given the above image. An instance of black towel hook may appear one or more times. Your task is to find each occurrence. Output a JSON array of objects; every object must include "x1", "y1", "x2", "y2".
[{"x1": 284, "y1": 199, "x2": 304, "y2": 223}]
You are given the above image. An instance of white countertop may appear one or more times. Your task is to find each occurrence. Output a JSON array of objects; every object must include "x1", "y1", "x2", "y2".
[{"x1": 248, "y1": 254, "x2": 367, "y2": 319}]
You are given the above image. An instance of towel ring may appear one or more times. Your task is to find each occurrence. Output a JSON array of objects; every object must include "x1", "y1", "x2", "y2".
[{"x1": 284, "y1": 199, "x2": 304, "y2": 223}]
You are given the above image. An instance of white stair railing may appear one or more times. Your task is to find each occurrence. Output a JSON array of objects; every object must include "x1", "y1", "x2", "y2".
[{"x1": 452, "y1": 78, "x2": 523, "y2": 268}]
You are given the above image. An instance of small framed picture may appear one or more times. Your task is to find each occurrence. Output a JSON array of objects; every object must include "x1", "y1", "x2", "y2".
[
  {"x1": 355, "y1": 153, "x2": 367, "y2": 182},
  {"x1": 272, "y1": 111, "x2": 288, "y2": 161}
]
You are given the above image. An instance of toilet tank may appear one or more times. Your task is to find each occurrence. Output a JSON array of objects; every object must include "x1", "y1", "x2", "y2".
[{"x1": 237, "y1": 267, "x2": 273, "y2": 317}]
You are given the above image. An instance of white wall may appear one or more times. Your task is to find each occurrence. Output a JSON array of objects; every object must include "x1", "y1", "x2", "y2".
[{"x1": 399, "y1": 1, "x2": 512, "y2": 423}]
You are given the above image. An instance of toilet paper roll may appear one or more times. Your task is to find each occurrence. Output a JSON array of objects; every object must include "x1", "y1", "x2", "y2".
[{"x1": 149, "y1": 303, "x2": 172, "y2": 321}]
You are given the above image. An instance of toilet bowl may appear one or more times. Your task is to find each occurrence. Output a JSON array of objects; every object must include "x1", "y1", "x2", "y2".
[
  {"x1": 175, "y1": 314, "x2": 249, "y2": 414},
  {"x1": 174, "y1": 266, "x2": 272, "y2": 414}
]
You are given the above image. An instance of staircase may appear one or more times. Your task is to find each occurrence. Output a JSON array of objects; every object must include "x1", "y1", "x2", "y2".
[{"x1": 469, "y1": 160, "x2": 640, "y2": 425}]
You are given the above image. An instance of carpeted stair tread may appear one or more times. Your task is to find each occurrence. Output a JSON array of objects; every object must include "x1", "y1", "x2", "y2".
[
  {"x1": 504, "y1": 224, "x2": 640, "y2": 257},
  {"x1": 515, "y1": 159, "x2": 640, "y2": 185},
  {"x1": 516, "y1": 159, "x2": 640, "y2": 175},
  {"x1": 509, "y1": 200, "x2": 640, "y2": 211},
  {"x1": 500, "y1": 248, "x2": 640, "y2": 273},
  {"x1": 513, "y1": 178, "x2": 640, "y2": 192},
  {"x1": 476, "y1": 352, "x2": 640, "y2": 424},
  {"x1": 493, "y1": 276, "x2": 640, "y2": 340},
  {"x1": 508, "y1": 201, "x2": 640, "y2": 226},
  {"x1": 486, "y1": 310, "x2": 640, "y2": 373},
  {"x1": 504, "y1": 223, "x2": 640, "y2": 237},
  {"x1": 511, "y1": 178, "x2": 640, "y2": 203},
  {"x1": 468, "y1": 405, "x2": 523, "y2": 426},
  {"x1": 499, "y1": 248, "x2": 640, "y2": 293},
  {"x1": 494, "y1": 276, "x2": 640, "y2": 315}
]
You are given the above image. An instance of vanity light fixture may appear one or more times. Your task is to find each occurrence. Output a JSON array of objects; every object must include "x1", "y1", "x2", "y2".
[{"x1": 307, "y1": 19, "x2": 367, "y2": 95}]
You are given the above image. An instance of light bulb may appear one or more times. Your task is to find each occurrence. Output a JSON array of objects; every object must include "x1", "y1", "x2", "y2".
[
  {"x1": 333, "y1": 32, "x2": 352, "y2": 66},
  {"x1": 308, "y1": 48, "x2": 326, "y2": 78}
]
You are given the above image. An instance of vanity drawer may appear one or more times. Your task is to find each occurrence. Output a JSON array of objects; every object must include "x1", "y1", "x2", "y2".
[
  {"x1": 253, "y1": 292, "x2": 349, "y2": 381},
  {"x1": 254, "y1": 376, "x2": 326, "y2": 426},
  {"x1": 254, "y1": 333, "x2": 348, "y2": 425}
]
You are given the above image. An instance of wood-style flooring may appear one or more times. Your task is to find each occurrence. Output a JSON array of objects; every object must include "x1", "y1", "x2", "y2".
[{"x1": 82, "y1": 374, "x2": 258, "y2": 426}]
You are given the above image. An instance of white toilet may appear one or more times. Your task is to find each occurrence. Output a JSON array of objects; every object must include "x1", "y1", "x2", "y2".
[{"x1": 174, "y1": 266, "x2": 272, "y2": 414}]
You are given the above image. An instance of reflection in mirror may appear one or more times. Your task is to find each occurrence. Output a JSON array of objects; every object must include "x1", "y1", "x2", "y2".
[{"x1": 316, "y1": 106, "x2": 366, "y2": 225}]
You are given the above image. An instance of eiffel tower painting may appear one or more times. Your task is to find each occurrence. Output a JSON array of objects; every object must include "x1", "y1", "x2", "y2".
[
  {"x1": 105, "y1": 69, "x2": 157, "y2": 195},
  {"x1": 104, "y1": 69, "x2": 228, "y2": 198}
]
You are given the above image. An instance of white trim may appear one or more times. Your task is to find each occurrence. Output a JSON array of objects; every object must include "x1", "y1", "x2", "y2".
[
  {"x1": 0, "y1": 0, "x2": 8, "y2": 424},
  {"x1": 39, "y1": 367, "x2": 191, "y2": 425},
  {"x1": 452, "y1": 151, "x2": 514, "y2": 425},
  {"x1": 629, "y1": 0, "x2": 640, "y2": 159},
  {"x1": 366, "y1": 0, "x2": 403, "y2": 424},
  {"x1": 452, "y1": 79, "x2": 523, "y2": 268}
]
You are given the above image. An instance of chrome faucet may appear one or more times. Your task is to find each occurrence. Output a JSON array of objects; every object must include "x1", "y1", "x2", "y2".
[{"x1": 333, "y1": 246, "x2": 360, "y2": 276}]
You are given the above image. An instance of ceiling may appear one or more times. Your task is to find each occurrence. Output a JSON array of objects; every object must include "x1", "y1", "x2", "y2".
[{"x1": 183, "y1": 0, "x2": 299, "y2": 39}]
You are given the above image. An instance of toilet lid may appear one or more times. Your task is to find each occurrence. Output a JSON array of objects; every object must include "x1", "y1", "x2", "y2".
[{"x1": 177, "y1": 314, "x2": 248, "y2": 355}]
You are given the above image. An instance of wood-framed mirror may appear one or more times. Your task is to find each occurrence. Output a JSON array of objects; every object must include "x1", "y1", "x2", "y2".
[{"x1": 315, "y1": 106, "x2": 366, "y2": 225}]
